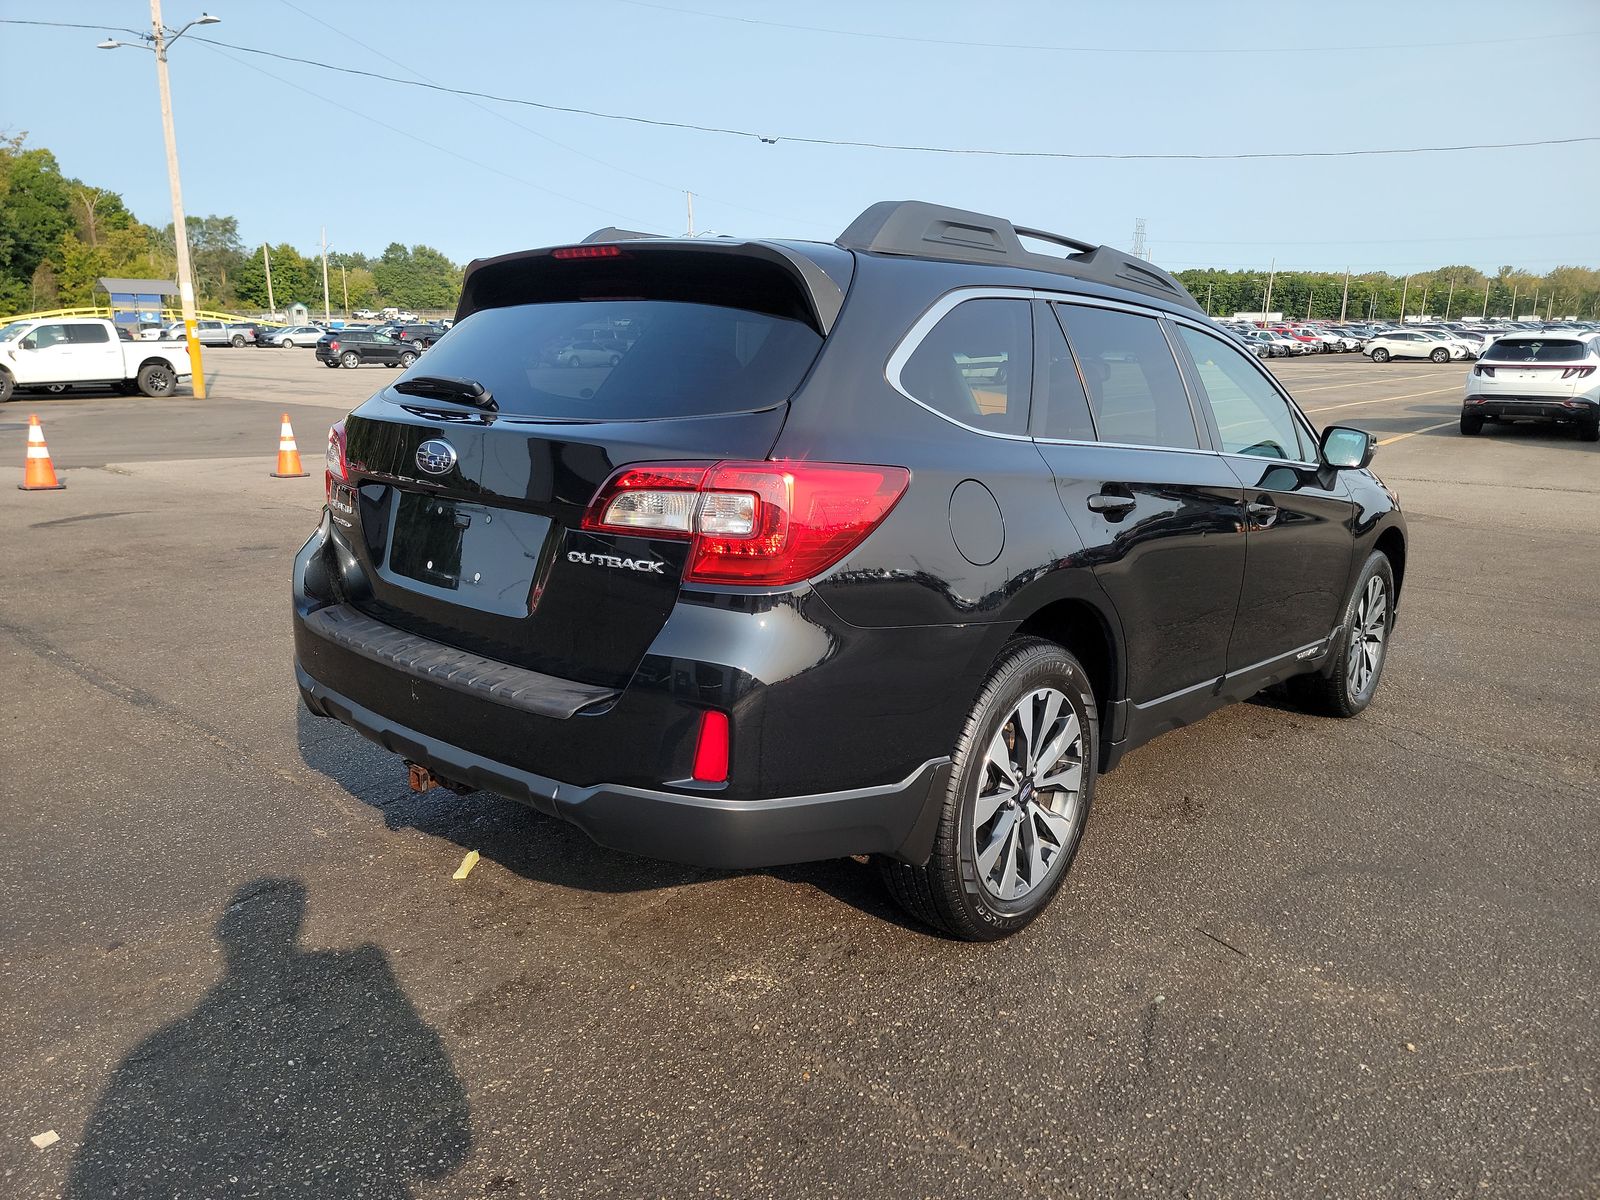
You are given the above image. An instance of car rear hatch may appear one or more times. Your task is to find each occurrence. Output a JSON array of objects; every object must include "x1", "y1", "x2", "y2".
[
  {"x1": 1475, "y1": 338, "x2": 1595, "y2": 397},
  {"x1": 334, "y1": 237, "x2": 852, "y2": 689}
]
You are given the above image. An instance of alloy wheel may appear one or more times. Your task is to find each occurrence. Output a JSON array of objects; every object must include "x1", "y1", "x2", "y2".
[
  {"x1": 971, "y1": 687, "x2": 1085, "y2": 903},
  {"x1": 1347, "y1": 574, "x2": 1388, "y2": 698}
]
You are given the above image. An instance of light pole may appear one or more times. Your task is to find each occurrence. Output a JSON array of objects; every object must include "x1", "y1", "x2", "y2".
[{"x1": 99, "y1": 4, "x2": 218, "y2": 400}]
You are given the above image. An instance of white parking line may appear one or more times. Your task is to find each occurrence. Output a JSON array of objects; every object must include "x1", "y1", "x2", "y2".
[
  {"x1": 1302, "y1": 385, "x2": 1460, "y2": 415},
  {"x1": 1287, "y1": 370, "x2": 1459, "y2": 395},
  {"x1": 1377, "y1": 419, "x2": 1460, "y2": 446}
]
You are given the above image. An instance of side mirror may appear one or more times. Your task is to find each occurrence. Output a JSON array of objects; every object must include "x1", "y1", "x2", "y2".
[{"x1": 1321, "y1": 425, "x2": 1376, "y2": 470}]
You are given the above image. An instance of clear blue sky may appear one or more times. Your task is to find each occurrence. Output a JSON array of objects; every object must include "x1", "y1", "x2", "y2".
[{"x1": 4, "y1": 0, "x2": 1598, "y2": 274}]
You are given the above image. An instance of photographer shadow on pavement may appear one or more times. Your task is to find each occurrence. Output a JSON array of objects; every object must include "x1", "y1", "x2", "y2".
[{"x1": 66, "y1": 877, "x2": 470, "y2": 1199}]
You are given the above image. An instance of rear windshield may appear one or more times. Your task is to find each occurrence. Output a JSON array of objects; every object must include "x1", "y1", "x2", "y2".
[
  {"x1": 408, "y1": 299, "x2": 823, "y2": 420},
  {"x1": 1483, "y1": 338, "x2": 1588, "y2": 362}
]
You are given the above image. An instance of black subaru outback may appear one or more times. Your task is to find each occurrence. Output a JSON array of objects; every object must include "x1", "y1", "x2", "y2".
[{"x1": 294, "y1": 201, "x2": 1406, "y2": 940}]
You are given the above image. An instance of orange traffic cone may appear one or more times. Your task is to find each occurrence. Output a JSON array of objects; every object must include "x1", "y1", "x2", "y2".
[
  {"x1": 18, "y1": 414, "x2": 65, "y2": 491},
  {"x1": 271, "y1": 413, "x2": 310, "y2": 478}
]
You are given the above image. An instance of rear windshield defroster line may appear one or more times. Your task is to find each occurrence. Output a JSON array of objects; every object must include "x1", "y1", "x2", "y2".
[{"x1": 396, "y1": 299, "x2": 824, "y2": 422}]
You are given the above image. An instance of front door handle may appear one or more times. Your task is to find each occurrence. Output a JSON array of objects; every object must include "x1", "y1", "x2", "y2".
[
  {"x1": 1246, "y1": 499, "x2": 1279, "y2": 528},
  {"x1": 1087, "y1": 491, "x2": 1137, "y2": 515}
]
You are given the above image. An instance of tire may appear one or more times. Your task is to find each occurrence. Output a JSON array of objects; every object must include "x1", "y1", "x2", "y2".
[
  {"x1": 1287, "y1": 551, "x2": 1395, "y2": 718},
  {"x1": 324, "y1": 360, "x2": 340, "y2": 369},
  {"x1": 1370, "y1": 347, "x2": 1390, "y2": 363},
  {"x1": 340, "y1": 351, "x2": 361, "y2": 369},
  {"x1": 230, "y1": 334, "x2": 246, "y2": 347},
  {"x1": 398, "y1": 350, "x2": 418, "y2": 367},
  {"x1": 879, "y1": 638, "x2": 1097, "y2": 941},
  {"x1": 281, "y1": 339, "x2": 295, "y2": 348},
  {"x1": 1460, "y1": 413, "x2": 1484, "y2": 435},
  {"x1": 1579, "y1": 418, "x2": 1600, "y2": 443},
  {"x1": 136, "y1": 361, "x2": 177, "y2": 397},
  {"x1": 45, "y1": 383, "x2": 69, "y2": 394},
  {"x1": 0, "y1": 369, "x2": 13, "y2": 403},
  {"x1": 1429, "y1": 347, "x2": 1449, "y2": 363},
  {"x1": 608, "y1": 352, "x2": 622, "y2": 366}
]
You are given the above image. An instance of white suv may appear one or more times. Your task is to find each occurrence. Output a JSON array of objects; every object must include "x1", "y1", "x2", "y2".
[
  {"x1": 1461, "y1": 334, "x2": 1600, "y2": 440},
  {"x1": 1367, "y1": 330, "x2": 1463, "y2": 363}
]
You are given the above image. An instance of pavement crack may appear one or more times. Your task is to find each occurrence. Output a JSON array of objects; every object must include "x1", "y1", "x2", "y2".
[{"x1": 0, "y1": 616, "x2": 364, "y2": 823}]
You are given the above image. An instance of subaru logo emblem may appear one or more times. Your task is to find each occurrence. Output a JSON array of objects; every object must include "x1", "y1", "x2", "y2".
[{"x1": 415, "y1": 439, "x2": 457, "y2": 475}]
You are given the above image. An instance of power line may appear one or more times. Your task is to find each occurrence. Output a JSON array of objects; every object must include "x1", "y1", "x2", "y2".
[
  {"x1": 1160, "y1": 231, "x2": 1600, "y2": 247},
  {"x1": 174, "y1": 37, "x2": 1600, "y2": 163},
  {"x1": 612, "y1": 0, "x2": 1600, "y2": 56},
  {"x1": 190, "y1": 40, "x2": 667, "y2": 232},
  {"x1": 9, "y1": 20, "x2": 1599, "y2": 163},
  {"x1": 10, "y1": 19, "x2": 1600, "y2": 162},
  {"x1": 268, "y1": 0, "x2": 829, "y2": 232}
]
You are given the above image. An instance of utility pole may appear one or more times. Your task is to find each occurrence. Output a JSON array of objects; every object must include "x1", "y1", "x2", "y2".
[
  {"x1": 685, "y1": 191, "x2": 694, "y2": 237},
  {"x1": 1444, "y1": 276, "x2": 1455, "y2": 319},
  {"x1": 1511, "y1": 284, "x2": 1518, "y2": 319},
  {"x1": 1481, "y1": 282, "x2": 1489, "y2": 319},
  {"x1": 1548, "y1": 293, "x2": 1555, "y2": 320},
  {"x1": 1339, "y1": 268, "x2": 1350, "y2": 322},
  {"x1": 320, "y1": 226, "x2": 331, "y2": 322},
  {"x1": 261, "y1": 242, "x2": 275, "y2": 316},
  {"x1": 1420, "y1": 282, "x2": 1429, "y2": 318},
  {"x1": 1306, "y1": 287, "x2": 1313, "y2": 320},
  {"x1": 1262, "y1": 257, "x2": 1276, "y2": 323},
  {"x1": 1204, "y1": 282, "x2": 1212, "y2": 315},
  {"x1": 1399, "y1": 275, "x2": 1409, "y2": 323},
  {"x1": 1531, "y1": 288, "x2": 1538, "y2": 319},
  {"x1": 340, "y1": 263, "x2": 348, "y2": 316}
]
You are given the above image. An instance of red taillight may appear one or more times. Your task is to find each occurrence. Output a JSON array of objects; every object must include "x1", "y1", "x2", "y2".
[
  {"x1": 1562, "y1": 365, "x2": 1595, "y2": 379},
  {"x1": 325, "y1": 419, "x2": 349, "y2": 503},
  {"x1": 582, "y1": 460, "x2": 911, "y2": 587},
  {"x1": 691, "y1": 710, "x2": 730, "y2": 783},
  {"x1": 1474, "y1": 364, "x2": 1494, "y2": 376},
  {"x1": 552, "y1": 244, "x2": 624, "y2": 260},
  {"x1": 328, "y1": 339, "x2": 340, "y2": 352}
]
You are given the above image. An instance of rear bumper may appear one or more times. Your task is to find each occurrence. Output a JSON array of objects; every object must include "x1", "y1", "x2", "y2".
[
  {"x1": 1464, "y1": 395, "x2": 1597, "y2": 421},
  {"x1": 292, "y1": 515, "x2": 968, "y2": 868},
  {"x1": 296, "y1": 662, "x2": 950, "y2": 869}
]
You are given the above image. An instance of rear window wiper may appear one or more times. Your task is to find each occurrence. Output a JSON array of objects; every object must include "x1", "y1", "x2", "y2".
[{"x1": 392, "y1": 375, "x2": 497, "y2": 411}]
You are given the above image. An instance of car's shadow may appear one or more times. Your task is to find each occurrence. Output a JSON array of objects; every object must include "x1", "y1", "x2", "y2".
[{"x1": 294, "y1": 705, "x2": 931, "y2": 933}]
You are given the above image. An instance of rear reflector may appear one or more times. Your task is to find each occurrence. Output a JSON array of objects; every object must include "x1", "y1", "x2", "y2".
[
  {"x1": 582, "y1": 460, "x2": 911, "y2": 587},
  {"x1": 552, "y1": 244, "x2": 625, "y2": 260},
  {"x1": 691, "y1": 710, "x2": 730, "y2": 783}
]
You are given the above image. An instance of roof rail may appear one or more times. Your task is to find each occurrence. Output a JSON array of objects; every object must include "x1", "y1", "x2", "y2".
[
  {"x1": 835, "y1": 200, "x2": 1200, "y2": 312},
  {"x1": 580, "y1": 227, "x2": 664, "y2": 244}
]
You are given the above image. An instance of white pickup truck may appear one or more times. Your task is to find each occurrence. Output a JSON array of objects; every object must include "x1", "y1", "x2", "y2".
[{"x1": 0, "y1": 317, "x2": 191, "y2": 401}]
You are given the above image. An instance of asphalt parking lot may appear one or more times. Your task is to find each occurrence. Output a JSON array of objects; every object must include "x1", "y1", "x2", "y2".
[{"x1": 2, "y1": 350, "x2": 1596, "y2": 1197}]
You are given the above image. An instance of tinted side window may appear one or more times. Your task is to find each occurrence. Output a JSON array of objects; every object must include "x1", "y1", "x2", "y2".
[
  {"x1": 1055, "y1": 306, "x2": 1198, "y2": 450},
  {"x1": 1176, "y1": 325, "x2": 1309, "y2": 461},
  {"x1": 900, "y1": 299, "x2": 1032, "y2": 435},
  {"x1": 68, "y1": 324, "x2": 111, "y2": 344},
  {"x1": 1036, "y1": 305, "x2": 1095, "y2": 440}
]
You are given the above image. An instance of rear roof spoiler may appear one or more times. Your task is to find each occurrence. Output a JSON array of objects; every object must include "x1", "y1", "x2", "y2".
[
  {"x1": 456, "y1": 236, "x2": 852, "y2": 333},
  {"x1": 836, "y1": 200, "x2": 1201, "y2": 312}
]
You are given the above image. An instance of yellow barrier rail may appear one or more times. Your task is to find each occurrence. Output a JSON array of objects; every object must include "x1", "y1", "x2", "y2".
[{"x1": 0, "y1": 305, "x2": 260, "y2": 324}]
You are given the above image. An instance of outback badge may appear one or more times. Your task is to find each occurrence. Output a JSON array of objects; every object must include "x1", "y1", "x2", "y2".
[{"x1": 415, "y1": 439, "x2": 457, "y2": 475}]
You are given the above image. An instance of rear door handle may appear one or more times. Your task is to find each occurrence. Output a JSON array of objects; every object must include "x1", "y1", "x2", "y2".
[
  {"x1": 1246, "y1": 499, "x2": 1279, "y2": 528},
  {"x1": 1087, "y1": 491, "x2": 1137, "y2": 514}
]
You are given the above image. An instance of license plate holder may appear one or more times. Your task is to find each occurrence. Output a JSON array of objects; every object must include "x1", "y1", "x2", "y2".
[{"x1": 385, "y1": 491, "x2": 551, "y2": 615}]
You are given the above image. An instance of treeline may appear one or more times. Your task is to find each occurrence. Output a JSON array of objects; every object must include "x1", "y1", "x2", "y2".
[
  {"x1": 1179, "y1": 264, "x2": 1600, "y2": 321},
  {"x1": 5, "y1": 135, "x2": 1598, "y2": 321},
  {"x1": 0, "y1": 136, "x2": 462, "y2": 315}
]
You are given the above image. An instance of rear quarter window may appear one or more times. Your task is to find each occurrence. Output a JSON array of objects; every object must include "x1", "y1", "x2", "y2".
[{"x1": 897, "y1": 298, "x2": 1032, "y2": 436}]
